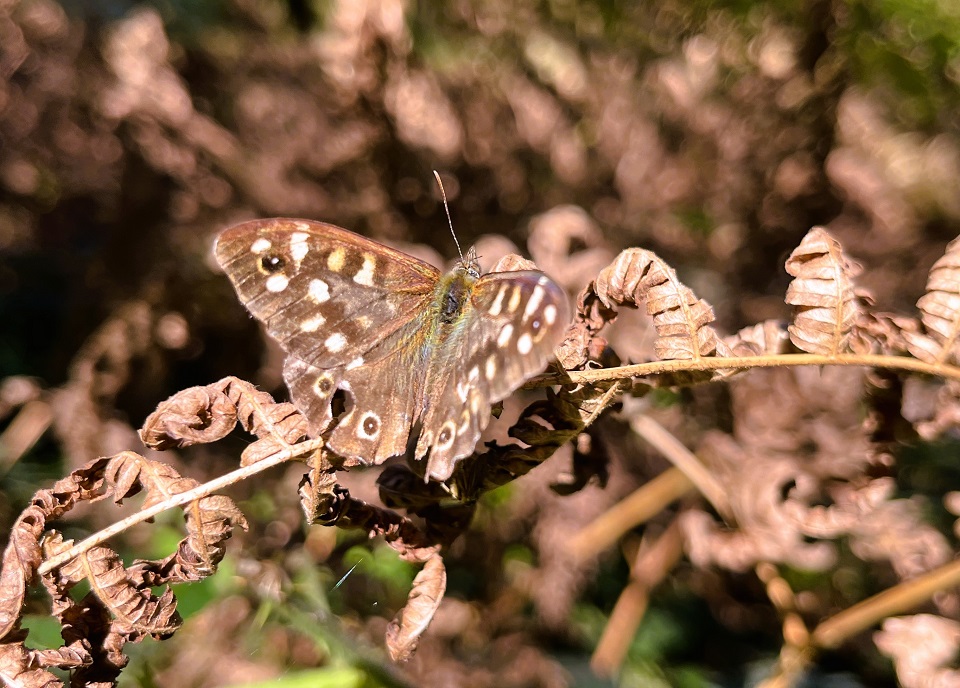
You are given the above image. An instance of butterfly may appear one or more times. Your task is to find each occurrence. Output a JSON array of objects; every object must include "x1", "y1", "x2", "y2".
[{"x1": 215, "y1": 218, "x2": 570, "y2": 481}]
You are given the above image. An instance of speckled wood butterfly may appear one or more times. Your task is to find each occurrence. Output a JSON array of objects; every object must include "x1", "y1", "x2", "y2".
[{"x1": 215, "y1": 218, "x2": 569, "y2": 481}]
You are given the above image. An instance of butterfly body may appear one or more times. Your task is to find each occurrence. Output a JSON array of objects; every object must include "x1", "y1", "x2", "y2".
[{"x1": 216, "y1": 218, "x2": 569, "y2": 480}]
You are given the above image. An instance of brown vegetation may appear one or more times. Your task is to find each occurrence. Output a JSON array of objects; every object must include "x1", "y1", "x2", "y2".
[{"x1": 1, "y1": 1, "x2": 959, "y2": 686}]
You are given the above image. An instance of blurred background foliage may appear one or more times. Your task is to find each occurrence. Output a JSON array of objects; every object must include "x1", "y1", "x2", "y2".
[{"x1": 1, "y1": 0, "x2": 959, "y2": 686}]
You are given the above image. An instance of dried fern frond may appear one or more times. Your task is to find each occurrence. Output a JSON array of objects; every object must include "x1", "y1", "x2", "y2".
[
  {"x1": 386, "y1": 554, "x2": 446, "y2": 662},
  {"x1": 0, "y1": 449, "x2": 252, "y2": 684},
  {"x1": 904, "y1": 236, "x2": 960, "y2": 366},
  {"x1": 784, "y1": 227, "x2": 863, "y2": 356},
  {"x1": 724, "y1": 320, "x2": 791, "y2": 356},
  {"x1": 594, "y1": 248, "x2": 725, "y2": 361},
  {"x1": 140, "y1": 377, "x2": 310, "y2": 464}
]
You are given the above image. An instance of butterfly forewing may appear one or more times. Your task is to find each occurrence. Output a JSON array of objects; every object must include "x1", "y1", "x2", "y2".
[
  {"x1": 216, "y1": 217, "x2": 571, "y2": 481},
  {"x1": 215, "y1": 218, "x2": 439, "y2": 369}
]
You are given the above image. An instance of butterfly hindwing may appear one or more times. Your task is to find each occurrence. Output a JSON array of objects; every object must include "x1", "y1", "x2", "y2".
[{"x1": 326, "y1": 345, "x2": 423, "y2": 463}]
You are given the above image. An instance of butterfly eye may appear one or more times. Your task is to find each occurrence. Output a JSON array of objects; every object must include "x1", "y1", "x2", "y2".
[{"x1": 259, "y1": 255, "x2": 286, "y2": 274}]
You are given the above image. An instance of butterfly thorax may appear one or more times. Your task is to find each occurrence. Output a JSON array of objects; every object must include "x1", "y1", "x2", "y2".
[{"x1": 438, "y1": 268, "x2": 476, "y2": 323}]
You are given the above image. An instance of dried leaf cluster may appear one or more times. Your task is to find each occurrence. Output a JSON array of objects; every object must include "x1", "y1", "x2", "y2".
[
  {"x1": 2, "y1": 1, "x2": 960, "y2": 686},
  {"x1": 3, "y1": 225, "x2": 960, "y2": 685}
]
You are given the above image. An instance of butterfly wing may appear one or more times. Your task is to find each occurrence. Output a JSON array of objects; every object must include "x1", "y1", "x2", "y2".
[
  {"x1": 217, "y1": 218, "x2": 571, "y2": 479},
  {"x1": 216, "y1": 218, "x2": 439, "y2": 439},
  {"x1": 415, "y1": 270, "x2": 571, "y2": 481},
  {"x1": 216, "y1": 218, "x2": 440, "y2": 367}
]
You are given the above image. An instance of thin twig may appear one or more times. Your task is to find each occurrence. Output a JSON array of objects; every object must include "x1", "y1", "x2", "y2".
[
  {"x1": 756, "y1": 562, "x2": 814, "y2": 688},
  {"x1": 0, "y1": 399, "x2": 53, "y2": 475},
  {"x1": 567, "y1": 467, "x2": 693, "y2": 561},
  {"x1": 811, "y1": 556, "x2": 960, "y2": 650},
  {"x1": 630, "y1": 414, "x2": 732, "y2": 520},
  {"x1": 590, "y1": 521, "x2": 684, "y2": 677},
  {"x1": 38, "y1": 438, "x2": 325, "y2": 575},
  {"x1": 527, "y1": 353, "x2": 960, "y2": 387}
]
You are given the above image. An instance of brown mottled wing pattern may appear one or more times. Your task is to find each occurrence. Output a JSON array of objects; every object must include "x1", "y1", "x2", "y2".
[
  {"x1": 216, "y1": 217, "x2": 571, "y2": 481},
  {"x1": 215, "y1": 218, "x2": 437, "y2": 440},
  {"x1": 415, "y1": 271, "x2": 571, "y2": 480}
]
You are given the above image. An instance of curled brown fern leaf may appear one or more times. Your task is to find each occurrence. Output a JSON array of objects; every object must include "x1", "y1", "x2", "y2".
[
  {"x1": 904, "y1": 236, "x2": 960, "y2": 366},
  {"x1": 594, "y1": 248, "x2": 725, "y2": 361},
  {"x1": 784, "y1": 227, "x2": 863, "y2": 356},
  {"x1": 386, "y1": 554, "x2": 447, "y2": 662}
]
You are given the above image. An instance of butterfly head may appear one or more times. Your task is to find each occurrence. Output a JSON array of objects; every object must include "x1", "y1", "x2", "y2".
[{"x1": 456, "y1": 246, "x2": 481, "y2": 279}]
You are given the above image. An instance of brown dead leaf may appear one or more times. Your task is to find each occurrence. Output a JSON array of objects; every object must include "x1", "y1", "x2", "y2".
[
  {"x1": 724, "y1": 319, "x2": 791, "y2": 356},
  {"x1": 593, "y1": 248, "x2": 725, "y2": 361},
  {"x1": 386, "y1": 554, "x2": 447, "y2": 662},
  {"x1": 0, "y1": 508, "x2": 44, "y2": 641},
  {"x1": 104, "y1": 451, "x2": 247, "y2": 580},
  {"x1": 903, "y1": 236, "x2": 960, "y2": 365},
  {"x1": 0, "y1": 641, "x2": 63, "y2": 688},
  {"x1": 784, "y1": 227, "x2": 863, "y2": 356},
  {"x1": 298, "y1": 456, "x2": 339, "y2": 525},
  {"x1": 105, "y1": 451, "x2": 197, "y2": 510},
  {"x1": 54, "y1": 546, "x2": 181, "y2": 641},
  {"x1": 139, "y1": 381, "x2": 238, "y2": 450},
  {"x1": 1, "y1": 457, "x2": 111, "y2": 641},
  {"x1": 874, "y1": 614, "x2": 960, "y2": 688},
  {"x1": 140, "y1": 377, "x2": 310, "y2": 465},
  {"x1": 227, "y1": 378, "x2": 310, "y2": 446}
]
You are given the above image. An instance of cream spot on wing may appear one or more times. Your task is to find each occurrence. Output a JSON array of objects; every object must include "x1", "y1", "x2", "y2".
[
  {"x1": 301, "y1": 314, "x2": 326, "y2": 332},
  {"x1": 294, "y1": 221, "x2": 310, "y2": 231},
  {"x1": 497, "y1": 324, "x2": 514, "y2": 347},
  {"x1": 469, "y1": 366, "x2": 480, "y2": 382},
  {"x1": 251, "y1": 237, "x2": 272, "y2": 254},
  {"x1": 456, "y1": 380, "x2": 469, "y2": 402},
  {"x1": 290, "y1": 232, "x2": 309, "y2": 266},
  {"x1": 266, "y1": 274, "x2": 289, "y2": 292},
  {"x1": 488, "y1": 284, "x2": 508, "y2": 316},
  {"x1": 507, "y1": 286, "x2": 522, "y2": 313},
  {"x1": 354, "y1": 253, "x2": 376, "y2": 286},
  {"x1": 469, "y1": 393, "x2": 481, "y2": 415},
  {"x1": 327, "y1": 246, "x2": 346, "y2": 272},
  {"x1": 345, "y1": 356, "x2": 364, "y2": 370},
  {"x1": 325, "y1": 332, "x2": 347, "y2": 353},
  {"x1": 357, "y1": 315, "x2": 372, "y2": 328},
  {"x1": 436, "y1": 420, "x2": 457, "y2": 450},
  {"x1": 485, "y1": 354, "x2": 497, "y2": 379},
  {"x1": 459, "y1": 409, "x2": 471, "y2": 433},
  {"x1": 544, "y1": 304, "x2": 557, "y2": 326},
  {"x1": 308, "y1": 278, "x2": 330, "y2": 303},
  {"x1": 524, "y1": 285, "x2": 545, "y2": 320},
  {"x1": 517, "y1": 332, "x2": 533, "y2": 355}
]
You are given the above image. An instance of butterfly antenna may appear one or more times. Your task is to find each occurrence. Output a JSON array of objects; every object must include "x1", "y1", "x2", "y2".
[{"x1": 433, "y1": 170, "x2": 463, "y2": 261}]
